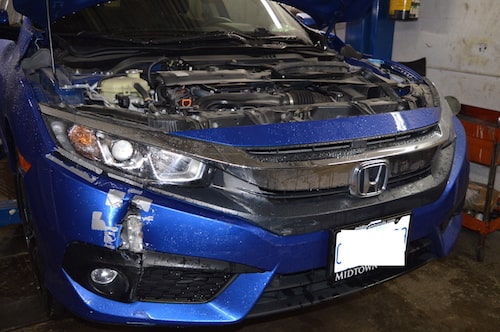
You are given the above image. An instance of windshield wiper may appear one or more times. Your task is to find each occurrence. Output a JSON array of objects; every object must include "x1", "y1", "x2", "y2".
[
  {"x1": 147, "y1": 30, "x2": 307, "y2": 48},
  {"x1": 148, "y1": 31, "x2": 257, "y2": 46},
  {"x1": 57, "y1": 30, "x2": 308, "y2": 50},
  {"x1": 249, "y1": 27, "x2": 309, "y2": 45},
  {"x1": 56, "y1": 31, "x2": 149, "y2": 45}
]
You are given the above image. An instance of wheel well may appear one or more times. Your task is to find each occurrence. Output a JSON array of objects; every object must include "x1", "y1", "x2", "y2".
[{"x1": 2, "y1": 119, "x2": 19, "y2": 173}]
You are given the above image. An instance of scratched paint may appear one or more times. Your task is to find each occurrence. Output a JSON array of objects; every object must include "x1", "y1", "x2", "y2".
[
  {"x1": 91, "y1": 211, "x2": 120, "y2": 249},
  {"x1": 90, "y1": 189, "x2": 131, "y2": 248},
  {"x1": 132, "y1": 195, "x2": 152, "y2": 212},
  {"x1": 105, "y1": 189, "x2": 126, "y2": 208}
]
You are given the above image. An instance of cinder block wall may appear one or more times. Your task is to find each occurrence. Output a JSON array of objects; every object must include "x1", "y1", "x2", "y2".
[
  {"x1": 391, "y1": 0, "x2": 500, "y2": 187},
  {"x1": 391, "y1": 0, "x2": 499, "y2": 111}
]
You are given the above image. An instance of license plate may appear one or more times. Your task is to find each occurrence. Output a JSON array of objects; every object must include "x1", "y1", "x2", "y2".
[{"x1": 332, "y1": 215, "x2": 410, "y2": 275}]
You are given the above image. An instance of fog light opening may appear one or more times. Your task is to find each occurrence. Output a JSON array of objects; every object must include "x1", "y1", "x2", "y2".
[
  {"x1": 88, "y1": 267, "x2": 131, "y2": 300},
  {"x1": 91, "y1": 268, "x2": 118, "y2": 285}
]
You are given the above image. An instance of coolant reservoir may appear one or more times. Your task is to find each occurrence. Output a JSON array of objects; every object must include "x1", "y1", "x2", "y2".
[{"x1": 99, "y1": 70, "x2": 150, "y2": 103}]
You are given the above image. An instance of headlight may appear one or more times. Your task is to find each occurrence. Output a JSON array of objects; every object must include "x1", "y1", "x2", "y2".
[
  {"x1": 438, "y1": 94, "x2": 456, "y2": 146},
  {"x1": 46, "y1": 117, "x2": 207, "y2": 186},
  {"x1": 422, "y1": 77, "x2": 456, "y2": 145}
]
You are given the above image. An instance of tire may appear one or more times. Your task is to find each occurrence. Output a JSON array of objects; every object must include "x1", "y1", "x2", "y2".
[{"x1": 16, "y1": 171, "x2": 67, "y2": 319}]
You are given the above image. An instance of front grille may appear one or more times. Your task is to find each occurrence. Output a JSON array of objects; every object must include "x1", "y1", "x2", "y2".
[
  {"x1": 136, "y1": 267, "x2": 234, "y2": 303},
  {"x1": 220, "y1": 123, "x2": 444, "y2": 194},
  {"x1": 245, "y1": 124, "x2": 440, "y2": 163},
  {"x1": 229, "y1": 146, "x2": 439, "y2": 195},
  {"x1": 252, "y1": 148, "x2": 436, "y2": 199}
]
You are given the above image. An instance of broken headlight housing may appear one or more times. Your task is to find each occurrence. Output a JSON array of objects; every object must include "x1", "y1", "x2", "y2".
[{"x1": 44, "y1": 114, "x2": 207, "y2": 186}]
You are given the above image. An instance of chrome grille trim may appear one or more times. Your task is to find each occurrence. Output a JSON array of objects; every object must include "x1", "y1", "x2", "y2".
[
  {"x1": 220, "y1": 128, "x2": 443, "y2": 192},
  {"x1": 244, "y1": 124, "x2": 439, "y2": 161}
]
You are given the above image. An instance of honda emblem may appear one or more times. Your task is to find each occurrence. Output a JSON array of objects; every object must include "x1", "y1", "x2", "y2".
[{"x1": 350, "y1": 160, "x2": 389, "y2": 197}]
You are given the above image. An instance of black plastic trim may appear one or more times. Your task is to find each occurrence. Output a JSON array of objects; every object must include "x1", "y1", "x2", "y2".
[
  {"x1": 153, "y1": 141, "x2": 455, "y2": 236},
  {"x1": 248, "y1": 238, "x2": 435, "y2": 318},
  {"x1": 62, "y1": 242, "x2": 261, "y2": 303}
]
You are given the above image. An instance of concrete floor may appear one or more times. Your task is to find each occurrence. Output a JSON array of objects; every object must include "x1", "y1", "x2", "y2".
[{"x1": 1, "y1": 222, "x2": 499, "y2": 332}]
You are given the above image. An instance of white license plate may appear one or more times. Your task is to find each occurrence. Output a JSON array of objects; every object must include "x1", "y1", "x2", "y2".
[{"x1": 333, "y1": 215, "x2": 410, "y2": 273}]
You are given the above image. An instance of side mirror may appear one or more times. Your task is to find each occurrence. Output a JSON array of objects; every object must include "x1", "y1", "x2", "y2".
[
  {"x1": 295, "y1": 12, "x2": 318, "y2": 29},
  {"x1": 445, "y1": 96, "x2": 461, "y2": 115},
  {"x1": 0, "y1": 9, "x2": 9, "y2": 26}
]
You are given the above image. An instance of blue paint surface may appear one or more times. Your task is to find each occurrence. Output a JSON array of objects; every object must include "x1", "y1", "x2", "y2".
[
  {"x1": 0, "y1": 200, "x2": 21, "y2": 226},
  {"x1": 173, "y1": 108, "x2": 440, "y2": 148}
]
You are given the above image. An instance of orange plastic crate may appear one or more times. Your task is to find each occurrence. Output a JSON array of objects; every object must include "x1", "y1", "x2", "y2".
[{"x1": 459, "y1": 105, "x2": 500, "y2": 166}]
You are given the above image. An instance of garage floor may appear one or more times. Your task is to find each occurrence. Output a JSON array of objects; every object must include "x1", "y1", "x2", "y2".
[{"x1": 1, "y1": 159, "x2": 499, "y2": 331}]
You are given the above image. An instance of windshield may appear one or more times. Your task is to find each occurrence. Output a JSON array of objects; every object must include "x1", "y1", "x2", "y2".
[{"x1": 52, "y1": 0, "x2": 312, "y2": 45}]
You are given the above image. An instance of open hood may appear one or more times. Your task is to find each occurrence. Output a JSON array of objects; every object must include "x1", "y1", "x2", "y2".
[
  {"x1": 14, "y1": 0, "x2": 372, "y2": 28},
  {"x1": 281, "y1": 0, "x2": 372, "y2": 27}
]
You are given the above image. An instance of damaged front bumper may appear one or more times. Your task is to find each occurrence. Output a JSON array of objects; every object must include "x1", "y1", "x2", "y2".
[{"x1": 30, "y1": 118, "x2": 468, "y2": 326}]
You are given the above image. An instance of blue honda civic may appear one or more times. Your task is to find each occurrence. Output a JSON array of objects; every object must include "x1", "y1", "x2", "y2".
[{"x1": 0, "y1": 0, "x2": 468, "y2": 326}]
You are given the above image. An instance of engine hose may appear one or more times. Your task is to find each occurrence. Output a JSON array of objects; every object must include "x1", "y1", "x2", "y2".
[{"x1": 133, "y1": 83, "x2": 152, "y2": 102}]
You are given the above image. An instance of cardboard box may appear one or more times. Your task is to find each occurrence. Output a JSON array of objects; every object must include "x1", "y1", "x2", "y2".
[{"x1": 464, "y1": 182, "x2": 499, "y2": 213}]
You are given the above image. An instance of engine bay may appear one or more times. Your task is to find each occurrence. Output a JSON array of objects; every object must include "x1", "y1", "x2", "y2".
[{"x1": 32, "y1": 53, "x2": 435, "y2": 133}]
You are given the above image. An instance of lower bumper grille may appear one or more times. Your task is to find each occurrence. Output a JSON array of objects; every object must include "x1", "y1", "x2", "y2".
[
  {"x1": 63, "y1": 243, "x2": 256, "y2": 304},
  {"x1": 136, "y1": 267, "x2": 234, "y2": 303},
  {"x1": 248, "y1": 238, "x2": 435, "y2": 318}
]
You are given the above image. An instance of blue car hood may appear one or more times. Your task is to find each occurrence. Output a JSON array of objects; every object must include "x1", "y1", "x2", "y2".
[{"x1": 14, "y1": 0, "x2": 372, "y2": 28}]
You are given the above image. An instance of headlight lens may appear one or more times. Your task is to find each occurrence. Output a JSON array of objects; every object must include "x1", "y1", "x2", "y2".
[
  {"x1": 422, "y1": 77, "x2": 456, "y2": 145},
  {"x1": 48, "y1": 119, "x2": 206, "y2": 186},
  {"x1": 438, "y1": 95, "x2": 456, "y2": 145},
  {"x1": 148, "y1": 147, "x2": 205, "y2": 183},
  {"x1": 68, "y1": 125, "x2": 101, "y2": 160}
]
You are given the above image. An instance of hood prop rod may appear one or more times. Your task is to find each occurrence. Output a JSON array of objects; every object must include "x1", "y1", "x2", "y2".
[{"x1": 45, "y1": 0, "x2": 56, "y2": 75}]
